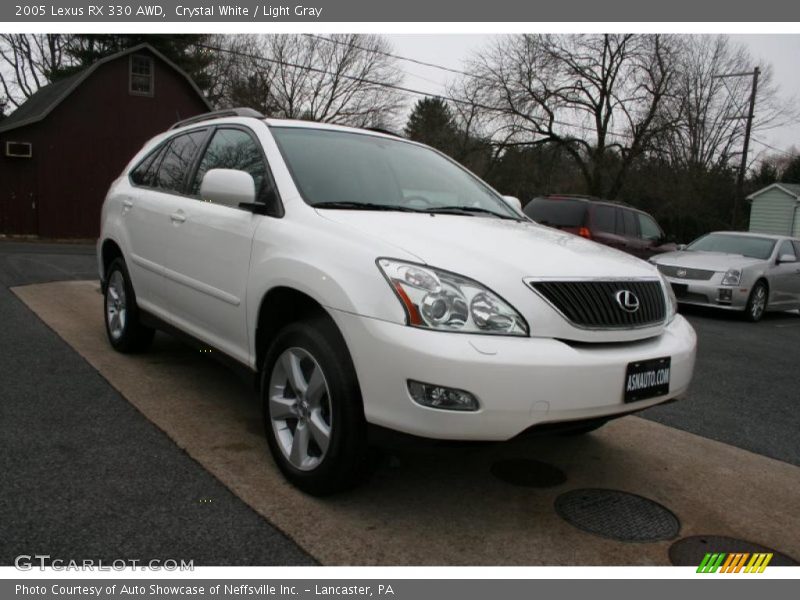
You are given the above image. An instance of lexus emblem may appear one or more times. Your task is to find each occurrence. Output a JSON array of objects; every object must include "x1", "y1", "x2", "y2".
[{"x1": 615, "y1": 290, "x2": 640, "y2": 313}]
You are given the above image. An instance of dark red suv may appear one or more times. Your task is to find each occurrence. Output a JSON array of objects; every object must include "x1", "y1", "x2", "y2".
[{"x1": 523, "y1": 195, "x2": 677, "y2": 259}]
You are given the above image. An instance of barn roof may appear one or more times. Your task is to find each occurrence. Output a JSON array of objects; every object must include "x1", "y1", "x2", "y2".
[
  {"x1": 0, "y1": 43, "x2": 212, "y2": 134},
  {"x1": 747, "y1": 182, "x2": 800, "y2": 201}
]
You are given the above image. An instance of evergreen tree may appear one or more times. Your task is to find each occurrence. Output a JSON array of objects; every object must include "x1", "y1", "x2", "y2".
[
  {"x1": 404, "y1": 97, "x2": 460, "y2": 157},
  {"x1": 781, "y1": 155, "x2": 800, "y2": 184}
]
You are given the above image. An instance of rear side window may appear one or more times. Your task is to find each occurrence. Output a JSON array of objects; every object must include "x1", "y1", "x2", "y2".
[
  {"x1": 793, "y1": 241, "x2": 800, "y2": 258},
  {"x1": 621, "y1": 209, "x2": 638, "y2": 237},
  {"x1": 190, "y1": 128, "x2": 275, "y2": 206},
  {"x1": 523, "y1": 198, "x2": 587, "y2": 227},
  {"x1": 130, "y1": 146, "x2": 165, "y2": 187},
  {"x1": 592, "y1": 205, "x2": 617, "y2": 233},
  {"x1": 636, "y1": 212, "x2": 663, "y2": 241},
  {"x1": 154, "y1": 130, "x2": 207, "y2": 194}
]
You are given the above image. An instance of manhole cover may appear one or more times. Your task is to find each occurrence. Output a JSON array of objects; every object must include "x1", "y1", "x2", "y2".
[
  {"x1": 555, "y1": 488, "x2": 680, "y2": 542},
  {"x1": 490, "y1": 459, "x2": 566, "y2": 488},
  {"x1": 669, "y1": 536, "x2": 798, "y2": 566}
]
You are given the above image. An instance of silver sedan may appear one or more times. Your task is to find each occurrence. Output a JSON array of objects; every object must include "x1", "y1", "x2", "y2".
[{"x1": 650, "y1": 231, "x2": 800, "y2": 322}]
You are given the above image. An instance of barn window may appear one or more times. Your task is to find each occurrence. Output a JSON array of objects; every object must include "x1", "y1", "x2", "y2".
[
  {"x1": 129, "y1": 55, "x2": 154, "y2": 96},
  {"x1": 5, "y1": 141, "x2": 32, "y2": 158}
]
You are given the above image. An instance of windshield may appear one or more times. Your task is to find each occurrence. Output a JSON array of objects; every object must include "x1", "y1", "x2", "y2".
[
  {"x1": 523, "y1": 197, "x2": 588, "y2": 227},
  {"x1": 270, "y1": 126, "x2": 520, "y2": 219},
  {"x1": 686, "y1": 233, "x2": 776, "y2": 260}
]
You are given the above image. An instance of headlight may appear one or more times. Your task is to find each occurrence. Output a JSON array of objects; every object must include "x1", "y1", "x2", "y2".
[
  {"x1": 721, "y1": 269, "x2": 742, "y2": 286},
  {"x1": 658, "y1": 272, "x2": 678, "y2": 324},
  {"x1": 377, "y1": 258, "x2": 529, "y2": 336}
]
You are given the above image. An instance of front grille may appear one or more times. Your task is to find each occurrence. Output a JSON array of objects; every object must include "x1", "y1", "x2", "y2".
[
  {"x1": 528, "y1": 280, "x2": 666, "y2": 329},
  {"x1": 656, "y1": 264, "x2": 715, "y2": 281}
]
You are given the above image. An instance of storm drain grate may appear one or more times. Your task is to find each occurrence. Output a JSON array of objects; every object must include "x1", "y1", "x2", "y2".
[
  {"x1": 669, "y1": 536, "x2": 798, "y2": 566},
  {"x1": 555, "y1": 488, "x2": 680, "y2": 542},
  {"x1": 490, "y1": 459, "x2": 567, "y2": 488}
]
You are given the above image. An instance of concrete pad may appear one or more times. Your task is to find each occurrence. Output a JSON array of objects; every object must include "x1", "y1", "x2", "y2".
[{"x1": 12, "y1": 280, "x2": 800, "y2": 565}]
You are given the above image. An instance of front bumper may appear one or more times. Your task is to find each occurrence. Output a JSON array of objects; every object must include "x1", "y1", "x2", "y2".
[
  {"x1": 662, "y1": 274, "x2": 750, "y2": 311},
  {"x1": 331, "y1": 310, "x2": 697, "y2": 441}
]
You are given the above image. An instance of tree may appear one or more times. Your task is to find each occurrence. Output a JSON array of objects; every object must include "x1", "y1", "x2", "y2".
[
  {"x1": 662, "y1": 35, "x2": 791, "y2": 173},
  {"x1": 455, "y1": 34, "x2": 681, "y2": 199},
  {"x1": 404, "y1": 97, "x2": 459, "y2": 155},
  {"x1": 56, "y1": 34, "x2": 215, "y2": 90},
  {"x1": 0, "y1": 34, "x2": 74, "y2": 109},
  {"x1": 781, "y1": 155, "x2": 800, "y2": 184},
  {"x1": 220, "y1": 34, "x2": 403, "y2": 128}
]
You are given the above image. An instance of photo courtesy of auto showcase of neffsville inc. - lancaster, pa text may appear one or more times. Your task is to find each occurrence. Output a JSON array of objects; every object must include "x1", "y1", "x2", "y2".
[{"x1": 0, "y1": 0, "x2": 799, "y2": 598}]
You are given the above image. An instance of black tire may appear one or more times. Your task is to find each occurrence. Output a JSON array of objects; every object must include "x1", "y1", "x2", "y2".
[
  {"x1": 103, "y1": 257, "x2": 155, "y2": 353},
  {"x1": 744, "y1": 280, "x2": 768, "y2": 322},
  {"x1": 261, "y1": 315, "x2": 369, "y2": 496}
]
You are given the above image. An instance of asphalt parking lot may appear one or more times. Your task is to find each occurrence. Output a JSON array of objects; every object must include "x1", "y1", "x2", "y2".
[{"x1": 1, "y1": 240, "x2": 799, "y2": 565}]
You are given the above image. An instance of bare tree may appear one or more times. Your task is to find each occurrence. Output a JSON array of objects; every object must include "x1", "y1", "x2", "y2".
[
  {"x1": 0, "y1": 34, "x2": 74, "y2": 110},
  {"x1": 218, "y1": 34, "x2": 404, "y2": 128},
  {"x1": 663, "y1": 35, "x2": 793, "y2": 173},
  {"x1": 454, "y1": 34, "x2": 682, "y2": 198}
]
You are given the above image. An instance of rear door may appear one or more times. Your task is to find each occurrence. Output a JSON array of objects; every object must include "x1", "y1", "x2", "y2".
[
  {"x1": 635, "y1": 211, "x2": 667, "y2": 259},
  {"x1": 123, "y1": 129, "x2": 208, "y2": 316},
  {"x1": 161, "y1": 125, "x2": 279, "y2": 364},
  {"x1": 589, "y1": 204, "x2": 626, "y2": 250}
]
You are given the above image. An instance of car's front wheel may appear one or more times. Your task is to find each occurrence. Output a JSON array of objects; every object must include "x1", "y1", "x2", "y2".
[
  {"x1": 103, "y1": 257, "x2": 154, "y2": 352},
  {"x1": 261, "y1": 316, "x2": 369, "y2": 495},
  {"x1": 744, "y1": 280, "x2": 768, "y2": 322}
]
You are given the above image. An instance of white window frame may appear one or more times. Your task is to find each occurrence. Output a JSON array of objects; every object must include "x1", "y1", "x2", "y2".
[{"x1": 129, "y1": 54, "x2": 154, "y2": 97}]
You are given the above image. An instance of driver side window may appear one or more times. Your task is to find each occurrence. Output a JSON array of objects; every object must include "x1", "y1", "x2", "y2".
[
  {"x1": 777, "y1": 240, "x2": 797, "y2": 261},
  {"x1": 191, "y1": 128, "x2": 278, "y2": 212}
]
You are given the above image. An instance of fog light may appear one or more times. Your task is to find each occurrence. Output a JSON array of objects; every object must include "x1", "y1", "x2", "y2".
[
  {"x1": 407, "y1": 380, "x2": 480, "y2": 411},
  {"x1": 717, "y1": 288, "x2": 733, "y2": 303}
]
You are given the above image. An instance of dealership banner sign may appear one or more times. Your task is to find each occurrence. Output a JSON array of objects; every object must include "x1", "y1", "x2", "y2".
[
  {"x1": 5, "y1": 0, "x2": 800, "y2": 22},
  {"x1": 3, "y1": 579, "x2": 792, "y2": 599}
]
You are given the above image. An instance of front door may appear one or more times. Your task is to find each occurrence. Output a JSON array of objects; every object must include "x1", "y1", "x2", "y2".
[{"x1": 161, "y1": 126, "x2": 279, "y2": 365}]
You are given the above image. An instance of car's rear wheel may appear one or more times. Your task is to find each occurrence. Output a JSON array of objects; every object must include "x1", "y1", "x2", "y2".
[
  {"x1": 104, "y1": 258, "x2": 154, "y2": 352},
  {"x1": 744, "y1": 280, "x2": 768, "y2": 322},
  {"x1": 261, "y1": 316, "x2": 369, "y2": 495}
]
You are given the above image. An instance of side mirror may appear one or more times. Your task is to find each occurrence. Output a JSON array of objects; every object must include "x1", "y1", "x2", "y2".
[
  {"x1": 502, "y1": 195, "x2": 522, "y2": 212},
  {"x1": 676, "y1": 244, "x2": 687, "y2": 251},
  {"x1": 777, "y1": 253, "x2": 797, "y2": 264},
  {"x1": 200, "y1": 168, "x2": 256, "y2": 209}
]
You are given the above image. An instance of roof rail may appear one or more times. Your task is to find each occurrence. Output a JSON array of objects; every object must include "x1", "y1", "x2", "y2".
[
  {"x1": 170, "y1": 108, "x2": 264, "y2": 130},
  {"x1": 365, "y1": 127, "x2": 403, "y2": 138}
]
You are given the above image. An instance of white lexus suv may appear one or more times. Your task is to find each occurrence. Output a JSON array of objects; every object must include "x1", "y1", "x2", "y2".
[{"x1": 98, "y1": 108, "x2": 697, "y2": 495}]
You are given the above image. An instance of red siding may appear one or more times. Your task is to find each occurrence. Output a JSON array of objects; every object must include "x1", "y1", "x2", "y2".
[{"x1": 0, "y1": 49, "x2": 209, "y2": 238}]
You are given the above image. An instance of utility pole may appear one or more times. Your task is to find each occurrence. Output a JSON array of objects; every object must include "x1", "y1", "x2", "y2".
[{"x1": 714, "y1": 67, "x2": 760, "y2": 228}]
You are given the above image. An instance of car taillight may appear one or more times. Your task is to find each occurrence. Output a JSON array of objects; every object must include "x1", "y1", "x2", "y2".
[{"x1": 578, "y1": 227, "x2": 592, "y2": 239}]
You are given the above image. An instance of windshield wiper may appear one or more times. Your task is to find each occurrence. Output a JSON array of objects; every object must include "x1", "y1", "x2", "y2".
[
  {"x1": 425, "y1": 205, "x2": 519, "y2": 220},
  {"x1": 313, "y1": 201, "x2": 428, "y2": 213}
]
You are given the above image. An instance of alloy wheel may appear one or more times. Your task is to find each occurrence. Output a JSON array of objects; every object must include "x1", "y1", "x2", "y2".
[
  {"x1": 106, "y1": 270, "x2": 127, "y2": 340},
  {"x1": 268, "y1": 347, "x2": 333, "y2": 471},
  {"x1": 751, "y1": 285, "x2": 766, "y2": 320}
]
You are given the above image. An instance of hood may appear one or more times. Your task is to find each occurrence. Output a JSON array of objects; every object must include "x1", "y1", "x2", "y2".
[
  {"x1": 315, "y1": 210, "x2": 658, "y2": 282},
  {"x1": 652, "y1": 250, "x2": 764, "y2": 271}
]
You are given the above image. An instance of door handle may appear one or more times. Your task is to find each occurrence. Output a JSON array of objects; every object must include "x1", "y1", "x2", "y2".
[{"x1": 170, "y1": 212, "x2": 186, "y2": 223}]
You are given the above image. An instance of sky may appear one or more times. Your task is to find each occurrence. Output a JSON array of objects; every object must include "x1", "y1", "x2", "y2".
[{"x1": 386, "y1": 34, "x2": 800, "y2": 161}]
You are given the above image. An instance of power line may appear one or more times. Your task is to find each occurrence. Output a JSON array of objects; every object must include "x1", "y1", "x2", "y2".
[
  {"x1": 751, "y1": 137, "x2": 797, "y2": 159},
  {"x1": 302, "y1": 33, "x2": 474, "y2": 80},
  {"x1": 192, "y1": 39, "x2": 626, "y2": 141}
]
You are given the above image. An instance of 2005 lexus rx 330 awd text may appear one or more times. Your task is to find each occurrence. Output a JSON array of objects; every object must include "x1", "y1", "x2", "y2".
[{"x1": 98, "y1": 108, "x2": 697, "y2": 494}]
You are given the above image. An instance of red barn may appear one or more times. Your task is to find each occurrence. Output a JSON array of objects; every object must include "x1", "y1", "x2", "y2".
[{"x1": 0, "y1": 43, "x2": 212, "y2": 238}]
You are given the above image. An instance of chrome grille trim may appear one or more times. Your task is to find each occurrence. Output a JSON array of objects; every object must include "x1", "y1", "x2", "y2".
[
  {"x1": 525, "y1": 278, "x2": 667, "y2": 330},
  {"x1": 656, "y1": 264, "x2": 715, "y2": 281}
]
